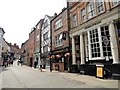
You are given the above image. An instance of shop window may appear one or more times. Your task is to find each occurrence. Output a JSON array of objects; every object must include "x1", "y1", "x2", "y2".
[
  {"x1": 101, "y1": 26, "x2": 112, "y2": 56},
  {"x1": 89, "y1": 29, "x2": 101, "y2": 58}
]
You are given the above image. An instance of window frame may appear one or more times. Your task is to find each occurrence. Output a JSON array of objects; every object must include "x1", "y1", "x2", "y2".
[
  {"x1": 54, "y1": 33, "x2": 63, "y2": 47},
  {"x1": 55, "y1": 18, "x2": 63, "y2": 30},
  {"x1": 87, "y1": 0, "x2": 96, "y2": 19},
  {"x1": 73, "y1": 14, "x2": 77, "y2": 27}
]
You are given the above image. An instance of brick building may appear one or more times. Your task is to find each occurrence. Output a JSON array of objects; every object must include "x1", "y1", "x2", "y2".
[
  {"x1": 28, "y1": 28, "x2": 36, "y2": 67},
  {"x1": 69, "y1": 0, "x2": 120, "y2": 79},
  {"x1": 21, "y1": 40, "x2": 29, "y2": 65},
  {"x1": 51, "y1": 8, "x2": 70, "y2": 72}
]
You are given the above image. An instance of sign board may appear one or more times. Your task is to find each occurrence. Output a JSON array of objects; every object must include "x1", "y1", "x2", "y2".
[{"x1": 96, "y1": 67, "x2": 103, "y2": 78}]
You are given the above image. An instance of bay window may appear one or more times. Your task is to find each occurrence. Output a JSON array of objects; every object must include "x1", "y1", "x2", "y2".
[
  {"x1": 55, "y1": 33, "x2": 63, "y2": 47},
  {"x1": 88, "y1": 26, "x2": 112, "y2": 60}
]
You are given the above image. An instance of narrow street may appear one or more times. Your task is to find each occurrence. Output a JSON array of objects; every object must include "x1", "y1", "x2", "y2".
[{"x1": 0, "y1": 61, "x2": 118, "y2": 89}]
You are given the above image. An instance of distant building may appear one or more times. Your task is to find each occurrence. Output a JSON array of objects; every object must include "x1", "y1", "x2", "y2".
[
  {"x1": 0, "y1": 27, "x2": 5, "y2": 65},
  {"x1": 41, "y1": 15, "x2": 53, "y2": 68},
  {"x1": 10, "y1": 43, "x2": 20, "y2": 60},
  {"x1": 21, "y1": 40, "x2": 29, "y2": 65},
  {"x1": 34, "y1": 19, "x2": 43, "y2": 68},
  {"x1": 28, "y1": 28, "x2": 36, "y2": 67}
]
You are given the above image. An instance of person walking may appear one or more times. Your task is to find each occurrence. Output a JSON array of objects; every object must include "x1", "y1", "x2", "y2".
[{"x1": 39, "y1": 60, "x2": 43, "y2": 72}]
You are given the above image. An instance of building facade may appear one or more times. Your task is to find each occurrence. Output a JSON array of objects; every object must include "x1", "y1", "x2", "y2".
[
  {"x1": 21, "y1": 40, "x2": 29, "y2": 65},
  {"x1": 28, "y1": 28, "x2": 36, "y2": 67},
  {"x1": 41, "y1": 15, "x2": 53, "y2": 68},
  {"x1": 0, "y1": 27, "x2": 5, "y2": 65},
  {"x1": 10, "y1": 43, "x2": 20, "y2": 60},
  {"x1": 69, "y1": 1, "x2": 120, "y2": 78},
  {"x1": 51, "y1": 8, "x2": 70, "y2": 72},
  {"x1": 34, "y1": 19, "x2": 43, "y2": 68}
]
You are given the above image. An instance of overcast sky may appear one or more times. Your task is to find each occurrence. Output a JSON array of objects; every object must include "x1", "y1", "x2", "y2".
[{"x1": 0, "y1": 0, "x2": 67, "y2": 47}]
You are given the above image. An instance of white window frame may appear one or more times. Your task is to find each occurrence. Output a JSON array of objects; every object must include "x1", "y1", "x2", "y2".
[
  {"x1": 111, "y1": 0, "x2": 120, "y2": 7},
  {"x1": 55, "y1": 18, "x2": 62, "y2": 30},
  {"x1": 96, "y1": 0, "x2": 104, "y2": 14},
  {"x1": 87, "y1": 0, "x2": 96, "y2": 19},
  {"x1": 55, "y1": 33, "x2": 63, "y2": 47},
  {"x1": 81, "y1": 8, "x2": 87, "y2": 22},
  {"x1": 88, "y1": 25, "x2": 112, "y2": 60},
  {"x1": 73, "y1": 14, "x2": 77, "y2": 27}
]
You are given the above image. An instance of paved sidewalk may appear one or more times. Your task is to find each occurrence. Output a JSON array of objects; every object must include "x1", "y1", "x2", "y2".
[
  {"x1": 23, "y1": 65, "x2": 119, "y2": 89},
  {"x1": 43, "y1": 67, "x2": 119, "y2": 88}
]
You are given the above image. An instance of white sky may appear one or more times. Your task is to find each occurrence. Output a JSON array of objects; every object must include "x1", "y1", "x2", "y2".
[{"x1": 0, "y1": 0, "x2": 67, "y2": 48}]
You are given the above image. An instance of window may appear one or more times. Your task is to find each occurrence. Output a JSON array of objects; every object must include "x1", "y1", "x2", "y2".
[
  {"x1": 2, "y1": 47, "x2": 4, "y2": 50},
  {"x1": 111, "y1": 0, "x2": 120, "y2": 7},
  {"x1": 87, "y1": 0, "x2": 96, "y2": 19},
  {"x1": 81, "y1": 8, "x2": 86, "y2": 22},
  {"x1": 44, "y1": 20, "x2": 48, "y2": 29},
  {"x1": 43, "y1": 32, "x2": 48, "y2": 41},
  {"x1": 55, "y1": 18, "x2": 62, "y2": 30},
  {"x1": 55, "y1": 33, "x2": 63, "y2": 47},
  {"x1": 96, "y1": 0, "x2": 104, "y2": 14},
  {"x1": 36, "y1": 35, "x2": 39, "y2": 41},
  {"x1": 73, "y1": 14, "x2": 77, "y2": 27},
  {"x1": 89, "y1": 29, "x2": 101, "y2": 58},
  {"x1": 43, "y1": 45, "x2": 48, "y2": 53},
  {"x1": 101, "y1": 26, "x2": 112, "y2": 56}
]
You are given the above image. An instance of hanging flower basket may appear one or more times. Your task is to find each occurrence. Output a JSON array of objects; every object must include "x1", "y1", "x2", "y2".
[
  {"x1": 51, "y1": 55, "x2": 55, "y2": 59},
  {"x1": 64, "y1": 52, "x2": 70, "y2": 57},
  {"x1": 56, "y1": 54, "x2": 61, "y2": 58}
]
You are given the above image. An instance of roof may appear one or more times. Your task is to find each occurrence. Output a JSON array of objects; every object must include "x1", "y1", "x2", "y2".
[
  {"x1": 0, "y1": 27, "x2": 5, "y2": 34},
  {"x1": 51, "y1": 7, "x2": 67, "y2": 22}
]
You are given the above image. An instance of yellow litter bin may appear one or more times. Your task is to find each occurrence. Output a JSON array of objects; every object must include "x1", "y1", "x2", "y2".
[{"x1": 96, "y1": 65, "x2": 104, "y2": 79}]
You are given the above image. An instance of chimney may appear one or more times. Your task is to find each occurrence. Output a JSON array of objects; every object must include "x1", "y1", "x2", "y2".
[
  {"x1": 62, "y1": 7, "x2": 66, "y2": 11},
  {"x1": 54, "y1": 13, "x2": 57, "y2": 17}
]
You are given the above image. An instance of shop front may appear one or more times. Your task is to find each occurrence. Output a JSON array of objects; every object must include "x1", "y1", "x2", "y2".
[
  {"x1": 51, "y1": 47, "x2": 70, "y2": 72},
  {"x1": 71, "y1": 18, "x2": 120, "y2": 79}
]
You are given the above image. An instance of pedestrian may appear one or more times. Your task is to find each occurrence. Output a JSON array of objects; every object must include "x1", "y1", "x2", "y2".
[
  {"x1": 39, "y1": 60, "x2": 43, "y2": 72},
  {"x1": 20, "y1": 60, "x2": 23, "y2": 66}
]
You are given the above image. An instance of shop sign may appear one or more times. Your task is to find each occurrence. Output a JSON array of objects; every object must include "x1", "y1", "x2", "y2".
[
  {"x1": 97, "y1": 67, "x2": 103, "y2": 78},
  {"x1": 103, "y1": 36, "x2": 109, "y2": 46}
]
